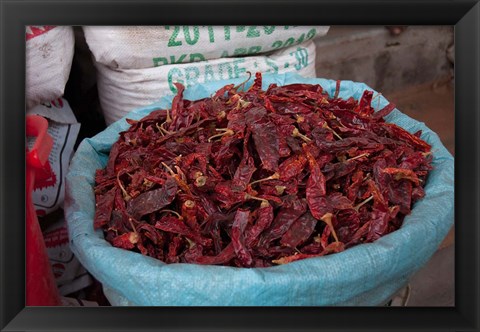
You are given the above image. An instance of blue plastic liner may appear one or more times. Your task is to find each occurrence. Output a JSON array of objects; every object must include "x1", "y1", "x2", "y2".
[{"x1": 65, "y1": 73, "x2": 454, "y2": 306}]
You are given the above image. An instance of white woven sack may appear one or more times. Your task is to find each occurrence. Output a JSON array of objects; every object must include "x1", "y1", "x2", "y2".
[
  {"x1": 83, "y1": 25, "x2": 328, "y2": 69},
  {"x1": 97, "y1": 40, "x2": 317, "y2": 125},
  {"x1": 26, "y1": 26, "x2": 75, "y2": 110}
]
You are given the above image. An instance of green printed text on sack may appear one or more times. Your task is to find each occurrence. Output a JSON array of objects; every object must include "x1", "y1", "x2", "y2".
[
  {"x1": 164, "y1": 26, "x2": 309, "y2": 47},
  {"x1": 153, "y1": 46, "x2": 263, "y2": 67},
  {"x1": 166, "y1": 50, "x2": 310, "y2": 93}
]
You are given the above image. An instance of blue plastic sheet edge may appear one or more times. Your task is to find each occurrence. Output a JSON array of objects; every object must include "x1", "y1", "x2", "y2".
[{"x1": 65, "y1": 72, "x2": 454, "y2": 306}]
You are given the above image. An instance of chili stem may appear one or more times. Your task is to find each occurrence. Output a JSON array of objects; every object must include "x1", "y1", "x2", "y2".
[
  {"x1": 116, "y1": 171, "x2": 131, "y2": 201},
  {"x1": 184, "y1": 200, "x2": 196, "y2": 208},
  {"x1": 236, "y1": 99, "x2": 251, "y2": 110},
  {"x1": 260, "y1": 200, "x2": 271, "y2": 208},
  {"x1": 292, "y1": 128, "x2": 312, "y2": 143},
  {"x1": 155, "y1": 123, "x2": 165, "y2": 136},
  {"x1": 165, "y1": 109, "x2": 172, "y2": 123},
  {"x1": 249, "y1": 172, "x2": 280, "y2": 186},
  {"x1": 208, "y1": 129, "x2": 234, "y2": 142},
  {"x1": 320, "y1": 213, "x2": 339, "y2": 243},
  {"x1": 159, "y1": 209, "x2": 183, "y2": 219},
  {"x1": 322, "y1": 122, "x2": 342, "y2": 140},
  {"x1": 275, "y1": 185, "x2": 287, "y2": 195},
  {"x1": 347, "y1": 153, "x2": 370, "y2": 162},
  {"x1": 161, "y1": 162, "x2": 176, "y2": 176},
  {"x1": 195, "y1": 175, "x2": 207, "y2": 187},
  {"x1": 235, "y1": 71, "x2": 252, "y2": 91},
  {"x1": 159, "y1": 123, "x2": 174, "y2": 135},
  {"x1": 244, "y1": 193, "x2": 269, "y2": 204},
  {"x1": 185, "y1": 237, "x2": 196, "y2": 248},
  {"x1": 174, "y1": 166, "x2": 187, "y2": 181},
  {"x1": 354, "y1": 195, "x2": 374, "y2": 211},
  {"x1": 337, "y1": 119, "x2": 347, "y2": 128},
  {"x1": 127, "y1": 217, "x2": 138, "y2": 233},
  {"x1": 217, "y1": 110, "x2": 226, "y2": 119},
  {"x1": 295, "y1": 115, "x2": 305, "y2": 123}
]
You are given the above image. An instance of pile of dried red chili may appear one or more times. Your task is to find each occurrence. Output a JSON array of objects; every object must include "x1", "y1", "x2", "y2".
[{"x1": 94, "y1": 73, "x2": 433, "y2": 267}]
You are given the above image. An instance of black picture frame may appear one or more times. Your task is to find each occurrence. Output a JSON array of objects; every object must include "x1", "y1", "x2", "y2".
[{"x1": 1, "y1": 0, "x2": 478, "y2": 331}]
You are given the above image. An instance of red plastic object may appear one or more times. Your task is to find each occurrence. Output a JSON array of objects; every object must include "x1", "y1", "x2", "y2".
[{"x1": 26, "y1": 115, "x2": 61, "y2": 306}]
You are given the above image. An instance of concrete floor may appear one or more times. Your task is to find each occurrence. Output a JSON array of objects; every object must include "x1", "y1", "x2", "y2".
[{"x1": 407, "y1": 245, "x2": 455, "y2": 306}]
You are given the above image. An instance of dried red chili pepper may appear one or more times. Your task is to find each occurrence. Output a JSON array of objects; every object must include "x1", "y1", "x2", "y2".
[
  {"x1": 280, "y1": 211, "x2": 317, "y2": 248},
  {"x1": 126, "y1": 177, "x2": 178, "y2": 220},
  {"x1": 111, "y1": 232, "x2": 140, "y2": 250},
  {"x1": 188, "y1": 243, "x2": 236, "y2": 265},
  {"x1": 304, "y1": 145, "x2": 328, "y2": 220},
  {"x1": 250, "y1": 116, "x2": 280, "y2": 171},
  {"x1": 181, "y1": 200, "x2": 200, "y2": 233},
  {"x1": 277, "y1": 154, "x2": 307, "y2": 181},
  {"x1": 259, "y1": 208, "x2": 305, "y2": 246},
  {"x1": 231, "y1": 209, "x2": 253, "y2": 266},
  {"x1": 383, "y1": 123, "x2": 431, "y2": 152},
  {"x1": 94, "y1": 186, "x2": 117, "y2": 229},
  {"x1": 154, "y1": 216, "x2": 212, "y2": 247},
  {"x1": 245, "y1": 201, "x2": 274, "y2": 248},
  {"x1": 272, "y1": 241, "x2": 345, "y2": 265}
]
